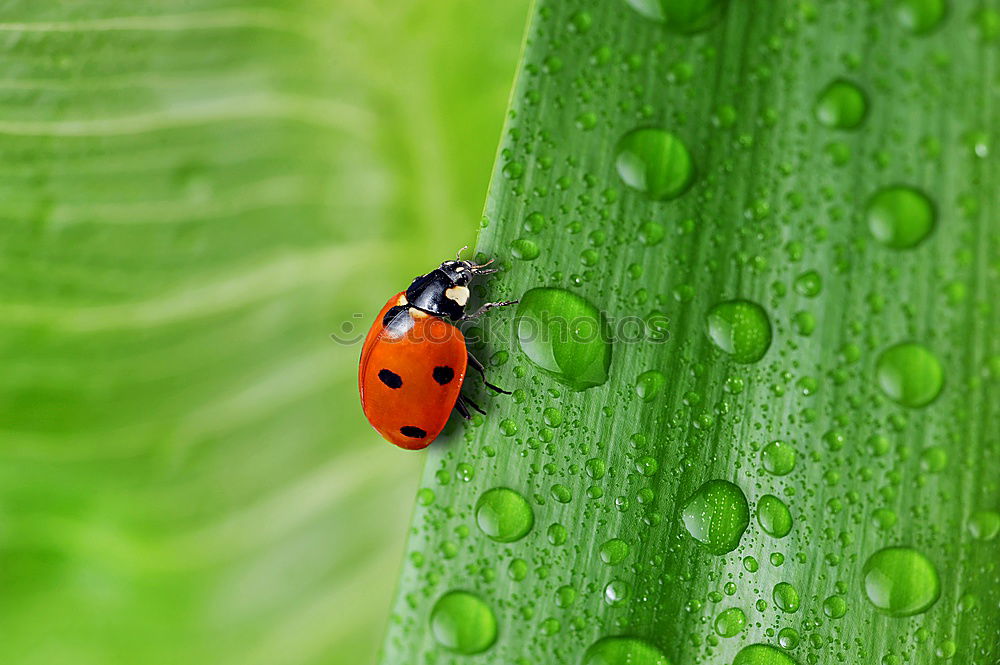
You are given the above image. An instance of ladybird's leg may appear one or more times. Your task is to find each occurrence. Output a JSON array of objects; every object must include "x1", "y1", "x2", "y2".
[
  {"x1": 454, "y1": 396, "x2": 472, "y2": 420},
  {"x1": 467, "y1": 350, "x2": 512, "y2": 395},
  {"x1": 459, "y1": 393, "x2": 487, "y2": 415},
  {"x1": 462, "y1": 299, "x2": 519, "y2": 321}
]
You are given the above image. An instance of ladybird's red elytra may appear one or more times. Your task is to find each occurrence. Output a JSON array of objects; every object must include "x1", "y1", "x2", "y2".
[{"x1": 357, "y1": 253, "x2": 517, "y2": 450}]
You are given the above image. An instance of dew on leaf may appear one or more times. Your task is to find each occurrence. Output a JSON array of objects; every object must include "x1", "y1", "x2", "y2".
[
  {"x1": 681, "y1": 479, "x2": 750, "y2": 554},
  {"x1": 430, "y1": 590, "x2": 498, "y2": 654}
]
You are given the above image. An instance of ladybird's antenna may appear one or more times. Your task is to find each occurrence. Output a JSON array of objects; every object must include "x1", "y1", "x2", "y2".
[
  {"x1": 470, "y1": 258, "x2": 497, "y2": 275},
  {"x1": 456, "y1": 245, "x2": 469, "y2": 260}
]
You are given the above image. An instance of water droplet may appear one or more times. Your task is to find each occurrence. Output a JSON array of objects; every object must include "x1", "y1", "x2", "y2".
[
  {"x1": 556, "y1": 585, "x2": 577, "y2": 608},
  {"x1": 814, "y1": 79, "x2": 868, "y2": 129},
  {"x1": 635, "y1": 370, "x2": 666, "y2": 402},
  {"x1": 875, "y1": 342, "x2": 944, "y2": 407},
  {"x1": 621, "y1": 0, "x2": 729, "y2": 34},
  {"x1": 862, "y1": 546, "x2": 940, "y2": 616},
  {"x1": 551, "y1": 484, "x2": 572, "y2": 503},
  {"x1": 430, "y1": 590, "x2": 497, "y2": 654},
  {"x1": 475, "y1": 487, "x2": 534, "y2": 542},
  {"x1": 543, "y1": 407, "x2": 564, "y2": 427},
  {"x1": 968, "y1": 510, "x2": 1000, "y2": 540},
  {"x1": 615, "y1": 128, "x2": 695, "y2": 200},
  {"x1": 761, "y1": 440, "x2": 796, "y2": 475},
  {"x1": 547, "y1": 523, "x2": 568, "y2": 545},
  {"x1": 778, "y1": 628, "x2": 800, "y2": 649},
  {"x1": 823, "y1": 595, "x2": 848, "y2": 619},
  {"x1": 714, "y1": 607, "x2": 747, "y2": 637},
  {"x1": 866, "y1": 186, "x2": 935, "y2": 248},
  {"x1": 895, "y1": 0, "x2": 946, "y2": 34},
  {"x1": 508, "y1": 558, "x2": 528, "y2": 581},
  {"x1": 599, "y1": 538, "x2": 630, "y2": 565},
  {"x1": 733, "y1": 644, "x2": 799, "y2": 665},
  {"x1": 510, "y1": 238, "x2": 540, "y2": 261},
  {"x1": 416, "y1": 488, "x2": 435, "y2": 506},
  {"x1": 603, "y1": 579, "x2": 631, "y2": 606},
  {"x1": 515, "y1": 288, "x2": 612, "y2": 391},
  {"x1": 705, "y1": 300, "x2": 772, "y2": 363},
  {"x1": 773, "y1": 582, "x2": 800, "y2": 613},
  {"x1": 743, "y1": 556, "x2": 759, "y2": 572},
  {"x1": 581, "y1": 636, "x2": 670, "y2": 665},
  {"x1": 681, "y1": 479, "x2": 750, "y2": 554},
  {"x1": 793, "y1": 270, "x2": 822, "y2": 297},
  {"x1": 757, "y1": 495, "x2": 793, "y2": 538}
]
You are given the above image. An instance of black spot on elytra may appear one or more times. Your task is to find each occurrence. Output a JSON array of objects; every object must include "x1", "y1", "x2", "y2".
[
  {"x1": 400, "y1": 426, "x2": 427, "y2": 438},
  {"x1": 432, "y1": 365, "x2": 455, "y2": 385},
  {"x1": 378, "y1": 369, "x2": 402, "y2": 389}
]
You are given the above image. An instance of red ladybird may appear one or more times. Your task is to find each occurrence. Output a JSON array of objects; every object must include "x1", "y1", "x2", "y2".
[{"x1": 358, "y1": 251, "x2": 516, "y2": 449}]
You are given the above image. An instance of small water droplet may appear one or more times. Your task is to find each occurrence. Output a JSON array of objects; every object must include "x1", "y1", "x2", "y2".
[
  {"x1": 515, "y1": 288, "x2": 612, "y2": 391},
  {"x1": 551, "y1": 484, "x2": 572, "y2": 503},
  {"x1": 615, "y1": 128, "x2": 695, "y2": 200},
  {"x1": 599, "y1": 538, "x2": 630, "y2": 565},
  {"x1": 757, "y1": 495, "x2": 793, "y2": 538},
  {"x1": 773, "y1": 582, "x2": 800, "y2": 613},
  {"x1": 714, "y1": 607, "x2": 747, "y2": 637},
  {"x1": 823, "y1": 595, "x2": 848, "y2": 619},
  {"x1": 510, "y1": 237, "x2": 541, "y2": 260},
  {"x1": 894, "y1": 0, "x2": 946, "y2": 34},
  {"x1": 866, "y1": 186, "x2": 936, "y2": 249},
  {"x1": 603, "y1": 579, "x2": 631, "y2": 606},
  {"x1": 681, "y1": 479, "x2": 750, "y2": 554},
  {"x1": 705, "y1": 300, "x2": 772, "y2": 363},
  {"x1": 621, "y1": 0, "x2": 729, "y2": 34},
  {"x1": 581, "y1": 636, "x2": 670, "y2": 665},
  {"x1": 814, "y1": 79, "x2": 868, "y2": 129},
  {"x1": 430, "y1": 590, "x2": 498, "y2": 654},
  {"x1": 475, "y1": 487, "x2": 534, "y2": 542},
  {"x1": 862, "y1": 546, "x2": 940, "y2": 616},
  {"x1": 875, "y1": 342, "x2": 944, "y2": 407},
  {"x1": 778, "y1": 628, "x2": 800, "y2": 649},
  {"x1": 761, "y1": 440, "x2": 796, "y2": 475},
  {"x1": 968, "y1": 510, "x2": 1000, "y2": 540},
  {"x1": 635, "y1": 370, "x2": 666, "y2": 402}
]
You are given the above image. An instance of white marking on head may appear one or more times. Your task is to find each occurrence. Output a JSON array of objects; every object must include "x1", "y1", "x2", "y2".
[
  {"x1": 455, "y1": 266, "x2": 465, "y2": 272},
  {"x1": 396, "y1": 294, "x2": 408, "y2": 306},
  {"x1": 445, "y1": 285, "x2": 470, "y2": 306},
  {"x1": 409, "y1": 308, "x2": 429, "y2": 319}
]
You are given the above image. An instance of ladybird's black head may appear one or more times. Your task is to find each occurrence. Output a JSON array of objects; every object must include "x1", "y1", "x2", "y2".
[{"x1": 404, "y1": 257, "x2": 497, "y2": 321}]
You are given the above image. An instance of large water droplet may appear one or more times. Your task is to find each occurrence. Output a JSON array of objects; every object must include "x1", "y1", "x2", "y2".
[
  {"x1": 895, "y1": 0, "x2": 946, "y2": 34},
  {"x1": 581, "y1": 636, "x2": 670, "y2": 665},
  {"x1": 475, "y1": 487, "x2": 534, "y2": 542},
  {"x1": 733, "y1": 644, "x2": 800, "y2": 665},
  {"x1": 760, "y1": 440, "x2": 796, "y2": 475},
  {"x1": 515, "y1": 288, "x2": 612, "y2": 391},
  {"x1": 814, "y1": 79, "x2": 868, "y2": 129},
  {"x1": 866, "y1": 186, "x2": 935, "y2": 248},
  {"x1": 705, "y1": 300, "x2": 772, "y2": 363},
  {"x1": 430, "y1": 590, "x2": 498, "y2": 654},
  {"x1": 622, "y1": 0, "x2": 729, "y2": 33},
  {"x1": 862, "y1": 546, "x2": 941, "y2": 617},
  {"x1": 615, "y1": 128, "x2": 695, "y2": 200},
  {"x1": 681, "y1": 479, "x2": 750, "y2": 554},
  {"x1": 875, "y1": 342, "x2": 944, "y2": 407},
  {"x1": 757, "y1": 494, "x2": 793, "y2": 538}
]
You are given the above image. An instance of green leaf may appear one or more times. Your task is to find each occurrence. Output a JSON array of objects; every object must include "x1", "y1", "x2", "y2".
[
  {"x1": 382, "y1": 1, "x2": 999, "y2": 663},
  {"x1": 0, "y1": 1, "x2": 526, "y2": 663}
]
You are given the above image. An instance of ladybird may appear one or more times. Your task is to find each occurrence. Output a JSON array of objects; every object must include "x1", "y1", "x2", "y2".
[{"x1": 358, "y1": 250, "x2": 517, "y2": 450}]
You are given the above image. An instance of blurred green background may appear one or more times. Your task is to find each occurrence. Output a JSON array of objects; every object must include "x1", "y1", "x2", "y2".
[{"x1": 0, "y1": 1, "x2": 527, "y2": 663}]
